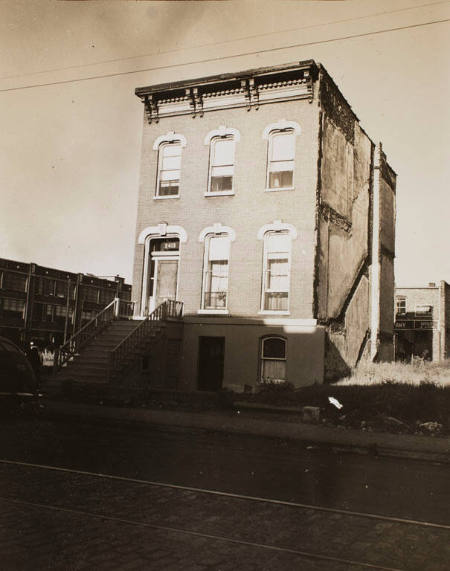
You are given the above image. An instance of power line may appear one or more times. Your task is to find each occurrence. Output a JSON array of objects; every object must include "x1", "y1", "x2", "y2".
[
  {"x1": 1, "y1": 0, "x2": 448, "y2": 82},
  {"x1": 0, "y1": 17, "x2": 449, "y2": 93}
]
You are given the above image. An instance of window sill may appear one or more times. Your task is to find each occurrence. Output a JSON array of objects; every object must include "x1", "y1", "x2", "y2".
[
  {"x1": 258, "y1": 310, "x2": 291, "y2": 316},
  {"x1": 153, "y1": 195, "x2": 180, "y2": 200},
  {"x1": 204, "y1": 191, "x2": 235, "y2": 197},
  {"x1": 264, "y1": 187, "x2": 295, "y2": 193},
  {"x1": 197, "y1": 309, "x2": 229, "y2": 315}
]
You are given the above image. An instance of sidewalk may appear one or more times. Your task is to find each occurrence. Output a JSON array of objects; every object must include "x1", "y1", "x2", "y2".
[{"x1": 41, "y1": 398, "x2": 450, "y2": 463}]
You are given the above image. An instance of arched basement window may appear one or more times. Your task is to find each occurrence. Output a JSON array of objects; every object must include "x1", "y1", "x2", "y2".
[{"x1": 260, "y1": 336, "x2": 287, "y2": 384}]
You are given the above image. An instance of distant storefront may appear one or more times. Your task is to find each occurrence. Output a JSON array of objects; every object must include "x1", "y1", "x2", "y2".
[{"x1": 394, "y1": 281, "x2": 450, "y2": 362}]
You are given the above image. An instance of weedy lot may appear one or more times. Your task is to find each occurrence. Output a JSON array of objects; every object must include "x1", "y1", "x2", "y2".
[{"x1": 237, "y1": 361, "x2": 450, "y2": 435}]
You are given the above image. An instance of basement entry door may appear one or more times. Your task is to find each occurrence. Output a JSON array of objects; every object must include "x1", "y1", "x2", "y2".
[{"x1": 198, "y1": 336, "x2": 225, "y2": 391}]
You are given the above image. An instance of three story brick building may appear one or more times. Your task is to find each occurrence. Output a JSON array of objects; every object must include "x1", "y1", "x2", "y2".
[{"x1": 132, "y1": 60, "x2": 396, "y2": 391}]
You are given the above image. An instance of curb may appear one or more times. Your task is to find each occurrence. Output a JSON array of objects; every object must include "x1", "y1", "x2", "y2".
[{"x1": 40, "y1": 399, "x2": 450, "y2": 464}]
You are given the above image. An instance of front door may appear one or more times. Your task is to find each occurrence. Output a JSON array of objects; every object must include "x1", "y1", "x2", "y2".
[
  {"x1": 198, "y1": 336, "x2": 225, "y2": 391},
  {"x1": 150, "y1": 258, "x2": 178, "y2": 312}
]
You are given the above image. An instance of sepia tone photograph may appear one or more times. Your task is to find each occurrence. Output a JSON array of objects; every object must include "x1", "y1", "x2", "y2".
[{"x1": 0, "y1": 0, "x2": 449, "y2": 569}]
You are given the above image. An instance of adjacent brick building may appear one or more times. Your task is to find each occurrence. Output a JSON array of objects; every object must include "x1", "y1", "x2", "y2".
[
  {"x1": 0, "y1": 257, "x2": 131, "y2": 349},
  {"x1": 394, "y1": 281, "x2": 450, "y2": 362},
  {"x1": 132, "y1": 60, "x2": 396, "y2": 390}
]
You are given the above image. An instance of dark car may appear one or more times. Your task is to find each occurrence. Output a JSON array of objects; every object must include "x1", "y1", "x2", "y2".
[{"x1": 0, "y1": 336, "x2": 40, "y2": 414}]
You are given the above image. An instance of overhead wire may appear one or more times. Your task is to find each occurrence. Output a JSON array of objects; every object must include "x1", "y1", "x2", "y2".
[
  {"x1": 1, "y1": 0, "x2": 448, "y2": 82},
  {"x1": 0, "y1": 16, "x2": 449, "y2": 93}
]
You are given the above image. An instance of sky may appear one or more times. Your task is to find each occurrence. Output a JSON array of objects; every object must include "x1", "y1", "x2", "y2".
[{"x1": 0, "y1": 0, "x2": 449, "y2": 286}]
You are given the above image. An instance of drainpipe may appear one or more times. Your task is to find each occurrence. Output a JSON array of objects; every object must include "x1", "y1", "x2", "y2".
[{"x1": 370, "y1": 143, "x2": 382, "y2": 361}]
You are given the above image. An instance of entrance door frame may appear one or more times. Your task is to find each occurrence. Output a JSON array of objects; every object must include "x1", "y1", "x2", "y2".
[
  {"x1": 148, "y1": 254, "x2": 179, "y2": 313},
  {"x1": 141, "y1": 236, "x2": 180, "y2": 317}
]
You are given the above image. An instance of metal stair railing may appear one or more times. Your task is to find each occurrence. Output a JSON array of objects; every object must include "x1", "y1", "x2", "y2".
[
  {"x1": 109, "y1": 299, "x2": 183, "y2": 378},
  {"x1": 54, "y1": 297, "x2": 134, "y2": 373}
]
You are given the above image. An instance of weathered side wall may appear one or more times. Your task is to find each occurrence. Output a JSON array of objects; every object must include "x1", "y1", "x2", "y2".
[
  {"x1": 377, "y1": 150, "x2": 396, "y2": 361},
  {"x1": 444, "y1": 282, "x2": 450, "y2": 360},
  {"x1": 316, "y1": 69, "x2": 374, "y2": 380}
]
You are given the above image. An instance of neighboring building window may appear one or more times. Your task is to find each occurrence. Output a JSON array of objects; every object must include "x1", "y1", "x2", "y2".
[
  {"x1": 260, "y1": 336, "x2": 287, "y2": 383},
  {"x1": 84, "y1": 287, "x2": 100, "y2": 303},
  {"x1": 208, "y1": 136, "x2": 235, "y2": 193},
  {"x1": 55, "y1": 280, "x2": 67, "y2": 298},
  {"x1": 42, "y1": 278, "x2": 56, "y2": 296},
  {"x1": 396, "y1": 296, "x2": 406, "y2": 315},
  {"x1": 416, "y1": 304, "x2": 432, "y2": 316},
  {"x1": 2, "y1": 272, "x2": 27, "y2": 292},
  {"x1": 156, "y1": 141, "x2": 182, "y2": 197},
  {"x1": 202, "y1": 235, "x2": 230, "y2": 310},
  {"x1": 267, "y1": 129, "x2": 295, "y2": 190},
  {"x1": 2, "y1": 298, "x2": 25, "y2": 318},
  {"x1": 262, "y1": 231, "x2": 291, "y2": 311}
]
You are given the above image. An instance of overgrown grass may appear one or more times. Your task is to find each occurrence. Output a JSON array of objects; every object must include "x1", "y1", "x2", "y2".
[
  {"x1": 337, "y1": 359, "x2": 450, "y2": 387},
  {"x1": 236, "y1": 361, "x2": 450, "y2": 434}
]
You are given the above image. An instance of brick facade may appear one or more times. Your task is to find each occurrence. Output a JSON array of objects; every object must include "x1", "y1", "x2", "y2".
[{"x1": 132, "y1": 60, "x2": 396, "y2": 390}]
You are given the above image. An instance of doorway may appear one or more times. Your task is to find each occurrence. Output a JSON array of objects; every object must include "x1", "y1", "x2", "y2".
[
  {"x1": 198, "y1": 336, "x2": 225, "y2": 391},
  {"x1": 145, "y1": 238, "x2": 179, "y2": 315}
]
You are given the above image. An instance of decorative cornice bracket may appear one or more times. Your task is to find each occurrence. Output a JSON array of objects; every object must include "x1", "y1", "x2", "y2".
[
  {"x1": 241, "y1": 78, "x2": 259, "y2": 111},
  {"x1": 186, "y1": 87, "x2": 203, "y2": 118},
  {"x1": 144, "y1": 95, "x2": 159, "y2": 124}
]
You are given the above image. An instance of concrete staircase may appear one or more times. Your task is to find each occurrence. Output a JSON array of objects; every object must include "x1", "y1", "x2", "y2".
[{"x1": 56, "y1": 319, "x2": 146, "y2": 384}]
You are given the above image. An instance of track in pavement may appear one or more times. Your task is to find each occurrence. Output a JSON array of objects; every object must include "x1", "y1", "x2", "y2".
[{"x1": 0, "y1": 459, "x2": 448, "y2": 570}]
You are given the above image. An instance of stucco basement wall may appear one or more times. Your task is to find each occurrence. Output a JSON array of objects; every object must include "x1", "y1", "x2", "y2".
[{"x1": 180, "y1": 319, "x2": 324, "y2": 391}]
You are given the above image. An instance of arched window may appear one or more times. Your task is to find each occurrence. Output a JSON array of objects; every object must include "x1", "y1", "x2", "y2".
[
  {"x1": 267, "y1": 129, "x2": 296, "y2": 190},
  {"x1": 208, "y1": 136, "x2": 236, "y2": 194},
  {"x1": 261, "y1": 231, "x2": 291, "y2": 312},
  {"x1": 260, "y1": 336, "x2": 287, "y2": 383},
  {"x1": 201, "y1": 234, "x2": 231, "y2": 310},
  {"x1": 156, "y1": 141, "x2": 182, "y2": 197}
]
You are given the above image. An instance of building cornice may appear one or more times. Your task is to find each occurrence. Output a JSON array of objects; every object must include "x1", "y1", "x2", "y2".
[{"x1": 136, "y1": 60, "x2": 318, "y2": 123}]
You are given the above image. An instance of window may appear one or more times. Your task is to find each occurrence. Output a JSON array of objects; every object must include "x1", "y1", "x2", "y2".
[
  {"x1": 2, "y1": 298, "x2": 25, "y2": 319},
  {"x1": 267, "y1": 130, "x2": 295, "y2": 190},
  {"x1": 2, "y1": 271, "x2": 27, "y2": 292},
  {"x1": 262, "y1": 232, "x2": 291, "y2": 312},
  {"x1": 42, "y1": 278, "x2": 56, "y2": 296},
  {"x1": 202, "y1": 235, "x2": 230, "y2": 310},
  {"x1": 156, "y1": 141, "x2": 182, "y2": 197},
  {"x1": 208, "y1": 136, "x2": 235, "y2": 194},
  {"x1": 416, "y1": 304, "x2": 432, "y2": 317},
  {"x1": 396, "y1": 296, "x2": 406, "y2": 315},
  {"x1": 55, "y1": 280, "x2": 67, "y2": 298},
  {"x1": 84, "y1": 287, "x2": 100, "y2": 304},
  {"x1": 260, "y1": 336, "x2": 287, "y2": 384}
]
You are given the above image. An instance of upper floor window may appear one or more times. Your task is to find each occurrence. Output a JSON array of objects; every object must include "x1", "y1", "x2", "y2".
[
  {"x1": 262, "y1": 231, "x2": 291, "y2": 312},
  {"x1": 204, "y1": 127, "x2": 240, "y2": 196},
  {"x1": 208, "y1": 136, "x2": 235, "y2": 194},
  {"x1": 395, "y1": 296, "x2": 406, "y2": 315},
  {"x1": 267, "y1": 129, "x2": 295, "y2": 190},
  {"x1": 202, "y1": 235, "x2": 231, "y2": 310},
  {"x1": 156, "y1": 141, "x2": 182, "y2": 197}
]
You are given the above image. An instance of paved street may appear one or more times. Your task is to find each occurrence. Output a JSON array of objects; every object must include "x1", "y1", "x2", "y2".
[{"x1": 0, "y1": 416, "x2": 448, "y2": 569}]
